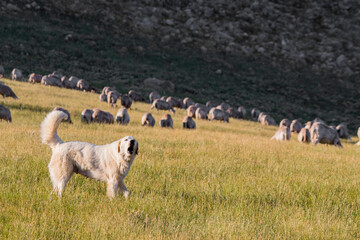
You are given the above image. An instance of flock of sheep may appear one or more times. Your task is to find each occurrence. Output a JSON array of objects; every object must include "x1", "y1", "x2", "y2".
[{"x1": 0, "y1": 65, "x2": 359, "y2": 147}]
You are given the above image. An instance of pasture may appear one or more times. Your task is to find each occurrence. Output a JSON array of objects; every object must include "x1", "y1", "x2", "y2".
[{"x1": 1, "y1": 78, "x2": 360, "y2": 239}]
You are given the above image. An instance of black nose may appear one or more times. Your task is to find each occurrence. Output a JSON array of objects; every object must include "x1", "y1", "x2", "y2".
[{"x1": 128, "y1": 139, "x2": 135, "y2": 154}]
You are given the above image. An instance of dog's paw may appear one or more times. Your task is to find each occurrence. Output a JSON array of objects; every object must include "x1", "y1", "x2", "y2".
[{"x1": 124, "y1": 190, "x2": 131, "y2": 199}]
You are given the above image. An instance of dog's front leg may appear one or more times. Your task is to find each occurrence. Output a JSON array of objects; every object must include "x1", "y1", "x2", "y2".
[
  {"x1": 106, "y1": 179, "x2": 118, "y2": 198},
  {"x1": 118, "y1": 179, "x2": 130, "y2": 199}
]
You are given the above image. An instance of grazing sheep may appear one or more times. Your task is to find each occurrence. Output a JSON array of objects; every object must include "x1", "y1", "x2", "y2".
[
  {"x1": 209, "y1": 108, "x2": 229, "y2": 122},
  {"x1": 160, "y1": 114, "x2": 173, "y2": 128},
  {"x1": 129, "y1": 90, "x2": 145, "y2": 102},
  {"x1": 11, "y1": 68, "x2": 23, "y2": 81},
  {"x1": 81, "y1": 109, "x2": 93, "y2": 124},
  {"x1": 92, "y1": 109, "x2": 113, "y2": 124},
  {"x1": 356, "y1": 128, "x2": 360, "y2": 145},
  {"x1": 166, "y1": 97, "x2": 185, "y2": 109},
  {"x1": 41, "y1": 75, "x2": 62, "y2": 87},
  {"x1": 194, "y1": 103, "x2": 209, "y2": 113},
  {"x1": 121, "y1": 94, "x2": 133, "y2": 109},
  {"x1": 257, "y1": 112, "x2": 266, "y2": 122},
  {"x1": 160, "y1": 96, "x2": 167, "y2": 101},
  {"x1": 0, "y1": 83, "x2": 18, "y2": 99},
  {"x1": 151, "y1": 99, "x2": 175, "y2": 113},
  {"x1": 305, "y1": 121, "x2": 313, "y2": 129},
  {"x1": 227, "y1": 107, "x2": 243, "y2": 119},
  {"x1": 149, "y1": 91, "x2": 160, "y2": 103},
  {"x1": 298, "y1": 128, "x2": 310, "y2": 143},
  {"x1": 107, "y1": 90, "x2": 122, "y2": 107},
  {"x1": 183, "y1": 97, "x2": 195, "y2": 108},
  {"x1": 206, "y1": 101, "x2": 217, "y2": 109},
  {"x1": 290, "y1": 120, "x2": 302, "y2": 133},
  {"x1": 271, "y1": 126, "x2": 291, "y2": 141},
  {"x1": 183, "y1": 116, "x2": 196, "y2": 129},
  {"x1": 237, "y1": 106, "x2": 246, "y2": 118},
  {"x1": 195, "y1": 107, "x2": 208, "y2": 120},
  {"x1": 0, "y1": 105, "x2": 11, "y2": 122},
  {"x1": 251, "y1": 108, "x2": 260, "y2": 121},
  {"x1": 216, "y1": 103, "x2": 230, "y2": 111},
  {"x1": 0, "y1": 65, "x2": 4, "y2": 78},
  {"x1": 187, "y1": 105, "x2": 198, "y2": 118},
  {"x1": 260, "y1": 114, "x2": 277, "y2": 126},
  {"x1": 28, "y1": 73, "x2": 42, "y2": 84},
  {"x1": 141, "y1": 113, "x2": 155, "y2": 127},
  {"x1": 279, "y1": 118, "x2": 291, "y2": 128},
  {"x1": 62, "y1": 76, "x2": 79, "y2": 89},
  {"x1": 336, "y1": 123, "x2": 352, "y2": 140},
  {"x1": 49, "y1": 71, "x2": 62, "y2": 80},
  {"x1": 313, "y1": 118, "x2": 325, "y2": 124},
  {"x1": 310, "y1": 122, "x2": 342, "y2": 147},
  {"x1": 102, "y1": 86, "x2": 114, "y2": 95},
  {"x1": 53, "y1": 107, "x2": 72, "y2": 124},
  {"x1": 77, "y1": 79, "x2": 90, "y2": 91},
  {"x1": 99, "y1": 93, "x2": 107, "y2": 102},
  {"x1": 116, "y1": 108, "x2": 130, "y2": 125}
]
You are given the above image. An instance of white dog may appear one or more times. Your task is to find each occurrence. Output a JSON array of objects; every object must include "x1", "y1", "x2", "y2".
[{"x1": 41, "y1": 110, "x2": 139, "y2": 198}]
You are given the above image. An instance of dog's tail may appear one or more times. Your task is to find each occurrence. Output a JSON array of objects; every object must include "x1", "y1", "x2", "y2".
[{"x1": 41, "y1": 110, "x2": 68, "y2": 148}]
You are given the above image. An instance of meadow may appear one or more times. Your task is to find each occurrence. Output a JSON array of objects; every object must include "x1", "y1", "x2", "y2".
[{"x1": 1, "y1": 78, "x2": 360, "y2": 239}]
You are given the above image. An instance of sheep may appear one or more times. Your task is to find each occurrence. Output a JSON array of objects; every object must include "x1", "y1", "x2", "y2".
[
  {"x1": 298, "y1": 128, "x2": 310, "y2": 143},
  {"x1": 183, "y1": 116, "x2": 196, "y2": 129},
  {"x1": 206, "y1": 101, "x2": 217, "y2": 109},
  {"x1": 151, "y1": 99, "x2": 175, "y2": 113},
  {"x1": 0, "y1": 65, "x2": 4, "y2": 78},
  {"x1": 160, "y1": 96, "x2": 167, "y2": 101},
  {"x1": 271, "y1": 126, "x2": 291, "y2": 141},
  {"x1": 195, "y1": 107, "x2": 208, "y2": 120},
  {"x1": 102, "y1": 86, "x2": 114, "y2": 95},
  {"x1": 107, "y1": 90, "x2": 122, "y2": 107},
  {"x1": 305, "y1": 121, "x2": 313, "y2": 129},
  {"x1": 49, "y1": 71, "x2": 62, "y2": 80},
  {"x1": 53, "y1": 107, "x2": 72, "y2": 124},
  {"x1": 149, "y1": 91, "x2": 160, "y2": 103},
  {"x1": 77, "y1": 79, "x2": 90, "y2": 91},
  {"x1": 187, "y1": 105, "x2": 198, "y2": 118},
  {"x1": 99, "y1": 93, "x2": 107, "y2": 102},
  {"x1": 227, "y1": 107, "x2": 243, "y2": 119},
  {"x1": 259, "y1": 113, "x2": 276, "y2": 126},
  {"x1": 336, "y1": 123, "x2": 351, "y2": 140},
  {"x1": 141, "y1": 113, "x2": 155, "y2": 127},
  {"x1": 216, "y1": 102, "x2": 230, "y2": 111},
  {"x1": 41, "y1": 75, "x2": 62, "y2": 87},
  {"x1": 209, "y1": 108, "x2": 229, "y2": 122},
  {"x1": 160, "y1": 114, "x2": 173, "y2": 128},
  {"x1": 92, "y1": 109, "x2": 113, "y2": 124},
  {"x1": 28, "y1": 73, "x2": 42, "y2": 84},
  {"x1": 166, "y1": 97, "x2": 185, "y2": 109},
  {"x1": 356, "y1": 127, "x2": 360, "y2": 146},
  {"x1": 121, "y1": 94, "x2": 133, "y2": 109},
  {"x1": 116, "y1": 108, "x2": 130, "y2": 125},
  {"x1": 62, "y1": 76, "x2": 79, "y2": 89},
  {"x1": 194, "y1": 103, "x2": 209, "y2": 113},
  {"x1": 310, "y1": 122, "x2": 342, "y2": 147},
  {"x1": 0, "y1": 83, "x2": 18, "y2": 99},
  {"x1": 81, "y1": 109, "x2": 93, "y2": 124},
  {"x1": 290, "y1": 120, "x2": 302, "y2": 133},
  {"x1": 11, "y1": 68, "x2": 23, "y2": 81},
  {"x1": 129, "y1": 90, "x2": 145, "y2": 102},
  {"x1": 0, "y1": 105, "x2": 11, "y2": 122},
  {"x1": 183, "y1": 97, "x2": 195, "y2": 108},
  {"x1": 279, "y1": 119, "x2": 291, "y2": 128},
  {"x1": 237, "y1": 106, "x2": 246, "y2": 118},
  {"x1": 251, "y1": 108, "x2": 260, "y2": 121}
]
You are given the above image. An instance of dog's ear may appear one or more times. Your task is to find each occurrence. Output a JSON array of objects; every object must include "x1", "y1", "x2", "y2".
[
  {"x1": 135, "y1": 144, "x2": 139, "y2": 155},
  {"x1": 117, "y1": 140, "x2": 121, "y2": 153}
]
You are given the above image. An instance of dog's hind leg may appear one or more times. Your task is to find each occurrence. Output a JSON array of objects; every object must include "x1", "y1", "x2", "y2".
[{"x1": 48, "y1": 154, "x2": 74, "y2": 197}]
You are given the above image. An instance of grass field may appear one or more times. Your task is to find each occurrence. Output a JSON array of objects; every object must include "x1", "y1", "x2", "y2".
[{"x1": 1, "y1": 78, "x2": 360, "y2": 239}]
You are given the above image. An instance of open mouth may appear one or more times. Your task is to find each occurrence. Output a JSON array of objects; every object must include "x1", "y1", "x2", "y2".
[{"x1": 128, "y1": 139, "x2": 135, "y2": 154}]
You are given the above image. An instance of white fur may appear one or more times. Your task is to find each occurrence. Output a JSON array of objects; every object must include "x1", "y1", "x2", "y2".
[{"x1": 41, "y1": 110, "x2": 139, "y2": 198}]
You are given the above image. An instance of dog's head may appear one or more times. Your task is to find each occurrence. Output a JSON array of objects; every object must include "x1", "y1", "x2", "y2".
[{"x1": 117, "y1": 136, "x2": 139, "y2": 161}]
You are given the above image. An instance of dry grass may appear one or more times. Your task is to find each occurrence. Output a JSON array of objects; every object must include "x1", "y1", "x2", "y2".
[{"x1": 1, "y1": 78, "x2": 360, "y2": 239}]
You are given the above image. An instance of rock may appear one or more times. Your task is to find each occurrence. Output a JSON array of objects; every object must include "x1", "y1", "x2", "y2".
[{"x1": 143, "y1": 77, "x2": 175, "y2": 93}]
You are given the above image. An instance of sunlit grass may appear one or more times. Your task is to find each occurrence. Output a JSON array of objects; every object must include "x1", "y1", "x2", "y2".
[{"x1": 1, "y1": 78, "x2": 360, "y2": 239}]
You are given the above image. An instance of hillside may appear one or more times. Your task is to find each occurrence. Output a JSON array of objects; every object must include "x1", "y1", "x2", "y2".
[
  {"x1": 0, "y1": 1, "x2": 360, "y2": 131},
  {"x1": 1, "y1": 79, "x2": 360, "y2": 238}
]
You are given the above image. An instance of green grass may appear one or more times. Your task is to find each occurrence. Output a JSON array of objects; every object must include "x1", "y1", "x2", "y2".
[{"x1": 1, "y1": 78, "x2": 360, "y2": 239}]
